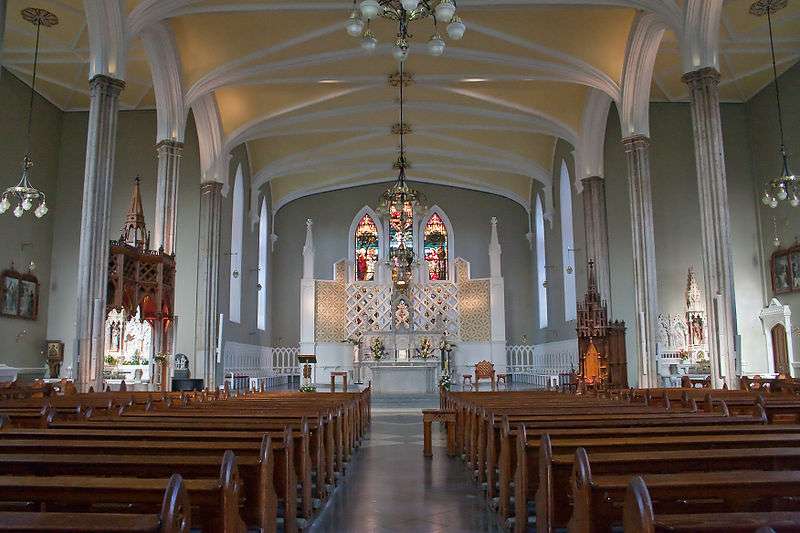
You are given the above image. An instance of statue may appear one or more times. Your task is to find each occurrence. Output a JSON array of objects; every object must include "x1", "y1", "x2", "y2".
[{"x1": 690, "y1": 315, "x2": 705, "y2": 345}]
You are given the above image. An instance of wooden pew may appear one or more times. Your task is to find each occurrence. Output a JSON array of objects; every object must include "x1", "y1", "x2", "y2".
[
  {"x1": 0, "y1": 473, "x2": 190, "y2": 533},
  {"x1": 623, "y1": 475, "x2": 800, "y2": 532}
]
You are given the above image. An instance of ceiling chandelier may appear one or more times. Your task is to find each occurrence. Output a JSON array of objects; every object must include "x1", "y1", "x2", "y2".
[
  {"x1": 0, "y1": 7, "x2": 56, "y2": 219},
  {"x1": 377, "y1": 65, "x2": 428, "y2": 290},
  {"x1": 345, "y1": 0, "x2": 465, "y2": 61},
  {"x1": 752, "y1": 0, "x2": 797, "y2": 209}
]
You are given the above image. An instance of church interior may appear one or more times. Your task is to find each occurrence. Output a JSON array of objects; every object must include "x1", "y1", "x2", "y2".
[{"x1": 0, "y1": 0, "x2": 800, "y2": 531}]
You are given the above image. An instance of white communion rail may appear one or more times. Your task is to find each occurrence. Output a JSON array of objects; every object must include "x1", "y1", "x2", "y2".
[{"x1": 506, "y1": 343, "x2": 578, "y2": 388}]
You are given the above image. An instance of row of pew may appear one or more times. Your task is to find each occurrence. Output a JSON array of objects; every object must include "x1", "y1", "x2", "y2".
[
  {"x1": 0, "y1": 385, "x2": 371, "y2": 532},
  {"x1": 442, "y1": 386, "x2": 800, "y2": 532}
]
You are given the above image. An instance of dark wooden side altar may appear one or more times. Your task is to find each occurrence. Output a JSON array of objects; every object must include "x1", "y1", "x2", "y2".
[
  {"x1": 576, "y1": 261, "x2": 627, "y2": 388},
  {"x1": 106, "y1": 178, "x2": 176, "y2": 369}
]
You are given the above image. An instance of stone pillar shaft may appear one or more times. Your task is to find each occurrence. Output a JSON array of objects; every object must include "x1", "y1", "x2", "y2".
[
  {"x1": 75, "y1": 75, "x2": 125, "y2": 391},
  {"x1": 682, "y1": 67, "x2": 737, "y2": 388},
  {"x1": 153, "y1": 139, "x2": 183, "y2": 255},
  {"x1": 194, "y1": 181, "x2": 223, "y2": 389},
  {"x1": 581, "y1": 176, "x2": 612, "y2": 310},
  {"x1": 623, "y1": 135, "x2": 659, "y2": 387},
  {"x1": 0, "y1": 1, "x2": 6, "y2": 80}
]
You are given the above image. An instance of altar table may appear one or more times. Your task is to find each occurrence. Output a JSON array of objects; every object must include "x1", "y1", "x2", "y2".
[{"x1": 368, "y1": 363, "x2": 438, "y2": 394}]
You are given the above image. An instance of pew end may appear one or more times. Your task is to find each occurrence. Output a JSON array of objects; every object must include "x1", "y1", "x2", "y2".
[{"x1": 623, "y1": 476, "x2": 655, "y2": 533}]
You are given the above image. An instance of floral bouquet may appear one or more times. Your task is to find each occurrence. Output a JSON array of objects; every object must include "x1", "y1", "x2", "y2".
[
  {"x1": 439, "y1": 372, "x2": 452, "y2": 391},
  {"x1": 439, "y1": 338, "x2": 456, "y2": 352},
  {"x1": 371, "y1": 337, "x2": 386, "y2": 360},
  {"x1": 418, "y1": 337, "x2": 433, "y2": 359},
  {"x1": 299, "y1": 383, "x2": 317, "y2": 393}
]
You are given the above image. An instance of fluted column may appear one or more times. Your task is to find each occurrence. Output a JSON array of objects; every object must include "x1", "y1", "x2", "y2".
[
  {"x1": 682, "y1": 67, "x2": 737, "y2": 388},
  {"x1": 153, "y1": 140, "x2": 183, "y2": 255},
  {"x1": 74, "y1": 75, "x2": 125, "y2": 391},
  {"x1": 622, "y1": 135, "x2": 659, "y2": 387},
  {"x1": 194, "y1": 181, "x2": 223, "y2": 389},
  {"x1": 581, "y1": 176, "x2": 612, "y2": 311}
]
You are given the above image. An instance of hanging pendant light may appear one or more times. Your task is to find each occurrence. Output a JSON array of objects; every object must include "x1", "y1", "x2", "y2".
[
  {"x1": 0, "y1": 7, "x2": 58, "y2": 219},
  {"x1": 751, "y1": 0, "x2": 798, "y2": 209},
  {"x1": 377, "y1": 64, "x2": 428, "y2": 291}
]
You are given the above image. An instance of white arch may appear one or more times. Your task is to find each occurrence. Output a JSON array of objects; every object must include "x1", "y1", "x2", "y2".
[
  {"x1": 681, "y1": 0, "x2": 723, "y2": 73},
  {"x1": 229, "y1": 164, "x2": 244, "y2": 324},
  {"x1": 192, "y1": 93, "x2": 228, "y2": 186},
  {"x1": 534, "y1": 193, "x2": 548, "y2": 329},
  {"x1": 620, "y1": 11, "x2": 668, "y2": 137},
  {"x1": 575, "y1": 88, "x2": 612, "y2": 190},
  {"x1": 560, "y1": 160, "x2": 577, "y2": 322},
  {"x1": 348, "y1": 205, "x2": 385, "y2": 283},
  {"x1": 418, "y1": 205, "x2": 455, "y2": 282},
  {"x1": 141, "y1": 21, "x2": 186, "y2": 142},
  {"x1": 257, "y1": 196, "x2": 268, "y2": 331},
  {"x1": 84, "y1": 0, "x2": 126, "y2": 80}
]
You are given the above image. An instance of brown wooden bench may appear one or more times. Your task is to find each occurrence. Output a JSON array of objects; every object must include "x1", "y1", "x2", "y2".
[{"x1": 422, "y1": 409, "x2": 456, "y2": 457}]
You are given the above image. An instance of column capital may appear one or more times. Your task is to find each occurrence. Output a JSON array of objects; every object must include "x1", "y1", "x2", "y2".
[
  {"x1": 156, "y1": 139, "x2": 184, "y2": 152},
  {"x1": 681, "y1": 66, "x2": 721, "y2": 87},
  {"x1": 89, "y1": 74, "x2": 125, "y2": 96},
  {"x1": 622, "y1": 134, "x2": 650, "y2": 151},
  {"x1": 200, "y1": 181, "x2": 223, "y2": 195},
  {"x1": 581, "y1": 175, "x2": 605, "y2": 184}
]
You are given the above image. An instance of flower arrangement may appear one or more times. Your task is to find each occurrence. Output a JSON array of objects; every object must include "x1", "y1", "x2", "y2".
[
  {"x1": 371, "y1": 337, "x2": 386, "y2": 360},
  {"x1": 299, "y1": 383, "x2": 317, "y2": 393},
  {"x1": 153, "y1": 352, "x2": 169, "y2": 366},
  {"x1": 342, "y1": 335, "x2": 362, "y2": 346},
  {"x1": 438, "y1": 372, "x2": 452, "y2": 391},
  {"x1": 439, "y1": 338, "x2": 456, "y2": 352},
  {"x1": 104, "y1": 354, "x2": 118, "y2": 367},
  {"x1": 417, "y1": 337, "x2": 433, "y2": 359}
]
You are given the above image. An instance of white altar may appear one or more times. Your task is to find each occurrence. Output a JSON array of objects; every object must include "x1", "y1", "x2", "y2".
[{"x1": 367, "y1": 362, "x2": 439, "y2": 393}]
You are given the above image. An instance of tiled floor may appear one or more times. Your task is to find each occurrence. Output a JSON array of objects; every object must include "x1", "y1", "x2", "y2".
[{"x1": 308, "y1": 394, "x2": 503, "y2": 533}]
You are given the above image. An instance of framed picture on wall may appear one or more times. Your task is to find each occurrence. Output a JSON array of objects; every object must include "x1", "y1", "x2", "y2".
[
  {"x1": 0, "y1": 270, "x2": 39, "y2": 320},
  {"x1": 771, "y1": 244, "x2": 800, "y2": 295}
]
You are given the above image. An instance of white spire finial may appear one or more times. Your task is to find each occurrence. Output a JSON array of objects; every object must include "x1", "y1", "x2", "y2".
[
  {"x1": 489, "y1": 217, "x2": 502, "y2": 278},
  {"x1": 302, "y1": 218, "x2": 314, "y2": 279}
]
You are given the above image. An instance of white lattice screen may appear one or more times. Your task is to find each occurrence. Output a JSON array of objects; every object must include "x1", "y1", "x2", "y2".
[
  {"x1": 411, "y1": 283, "x2": 459, "y2": 335},
  {"x1": 344, "y1": 284, "x2": 393, "y2": 337}
]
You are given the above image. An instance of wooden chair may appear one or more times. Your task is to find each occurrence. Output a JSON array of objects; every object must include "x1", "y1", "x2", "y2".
[{"x1": 473, "y1": 361, "x2": 496, "y2": 391}]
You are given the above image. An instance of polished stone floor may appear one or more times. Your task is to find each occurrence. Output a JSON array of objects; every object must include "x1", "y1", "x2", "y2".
[{"x1": 308, "y1": 397, "x2": 503, "y2": 533}]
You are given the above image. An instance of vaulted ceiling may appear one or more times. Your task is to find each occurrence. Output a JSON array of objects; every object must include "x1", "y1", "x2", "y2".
[{"x1": 1, "y1": 0, "x2": 798, "y2": 211}]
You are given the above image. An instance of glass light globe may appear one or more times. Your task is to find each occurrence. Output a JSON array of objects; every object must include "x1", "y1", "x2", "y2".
[
  {"x1": 791, "y1": 194, "x2": 800, "y2": 208},
  {"x1": 361, "y1": 30, "x2": 377, "y2": 52},
  {"x1": 345, "y1": 11, "x2": 364, "y2": 37},
  {"x1": 447, "y1": 16, "x2": 465, "y2": 39},
  {"x1": 21, "y1": 197, "x2": 32, "y2": 211},
  {"x1": 360, "y1": 0, "x2": 380, "y2": 19},
  {"x1": 401, "y1": 0, "x2": 419, "y2": 10},
  {"x1": 35, "y1": 202, "x2": 48, "y2": 218},
  {"x1": 435, "y1": 0, "x2": 456, "y2": 23},
  {"x1": 393, "y1": 44, "x2": 409, "y2": 62},
  {"x1": 770, "y1": 197, "x2": 778, "y2": 208},
  {"x1": 777, "y1": 185, "x2": 788, "y2": 200},
  {"x1": 428, "y1": 34, "x2": 446, "y2": 56},
  {"x1": 0, "y1": 197, "x2": 9, "y2": 214},
  {"x1": 13, "y1": 204, "x2": 23, "y2": 218},
  {"x1": 762, "y1": 191, "x2": 772, "y2": 205}
]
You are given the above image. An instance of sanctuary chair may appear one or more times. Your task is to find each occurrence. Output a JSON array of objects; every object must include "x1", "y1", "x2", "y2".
[{"x1": 473, "y1": 360, "x2": 496, "y2": 391}]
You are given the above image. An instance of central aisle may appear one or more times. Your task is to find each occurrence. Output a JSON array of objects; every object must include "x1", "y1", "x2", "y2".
[{"x1": 308, "y1": 395, "x2": 501, "y2": 533}]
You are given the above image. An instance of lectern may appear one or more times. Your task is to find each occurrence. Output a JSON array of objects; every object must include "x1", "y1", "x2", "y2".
[{"x1": 298, "y1": 354, "x2": 317, "y2": 390}]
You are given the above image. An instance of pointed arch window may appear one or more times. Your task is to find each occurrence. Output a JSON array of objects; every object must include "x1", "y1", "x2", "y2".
[
  {"x1": 423, "y1": 213, "x2": 449, "y2": 281},
  {"x1": 229, "y1": 164, "x2": 244, "y2": 324},
  {"x1": 560, "y1": 160, "x2": 576, "y2": 321},
  {"x1": 354, "y1": 213, "x2": 379, "y2": 282},
  {"x1": 535, "y1": 194, "x2": 548, "y2": 329},
  {"x1": 257, "y1": 198, "x2": 268, "y2": 331}
]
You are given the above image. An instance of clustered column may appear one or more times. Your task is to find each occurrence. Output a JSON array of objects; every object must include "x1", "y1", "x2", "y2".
[
  {"x1": 622, "y1": 135, "x2": 659, "y2": 387},
  {"x1": 194, "y1": 181, "x2": 223, "y2": 389},
  {"x1": 153, "y1": 139, "x2": 183, "y2": 255},
  {"x1": 682, "y1": 67, "x2": 738, "y2": 388},
  {"x1": 581, "y1": 176, "x2": 612, "y2": 310},
  {"x1": 75, "y1": 74, "x2": 125, "y2": 391}
]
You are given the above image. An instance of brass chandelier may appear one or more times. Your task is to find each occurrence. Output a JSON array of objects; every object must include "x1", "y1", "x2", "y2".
[
  {"x1": 0, "y1": 7, "x2": 57, "y2": 219},
  {"x1": 377, "y1": 65, "x2": 427, "y2": 290},
  {"x1": 752, "y1": 0, "x2": 798, "y2": 208},
  {"x1": 345, "y1": 0, "x2": 465, "y2": 61}
]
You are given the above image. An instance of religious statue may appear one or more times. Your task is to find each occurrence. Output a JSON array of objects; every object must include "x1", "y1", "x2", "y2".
[
  {"x1": 109, "y1": 321, "x2": 122, "y2": 352},
  {"x1": 690, "y1": 315, "x2": 705, "y2": 345}
]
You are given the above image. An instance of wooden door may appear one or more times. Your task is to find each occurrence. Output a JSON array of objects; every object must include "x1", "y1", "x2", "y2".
[{"x1": 771, "y1": 323, "x2": 790, "y2": 375}]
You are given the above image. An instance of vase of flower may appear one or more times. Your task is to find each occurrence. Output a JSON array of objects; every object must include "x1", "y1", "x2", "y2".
[{"x1": 371, "y1": 338, "x2": 386, "y2": 361}]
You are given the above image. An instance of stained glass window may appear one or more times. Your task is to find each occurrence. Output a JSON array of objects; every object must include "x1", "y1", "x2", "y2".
[
  {"x1": 424, "y1": 213, "x2": 448, "y2": 280},
  {"x1": 389, "y1": 201, "x2": 414, "y2": 253},
  {"x1": 355, "y1": 214, "x2": 379, "y2": 281}
]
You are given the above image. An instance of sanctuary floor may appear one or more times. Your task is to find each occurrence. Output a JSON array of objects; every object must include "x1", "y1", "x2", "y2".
[{"x1": 308, "y1": 394, "x2": 502, "y2": 533}]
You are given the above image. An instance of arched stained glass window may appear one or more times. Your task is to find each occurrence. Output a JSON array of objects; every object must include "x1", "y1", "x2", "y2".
[
  {"x1": 354, "y1": 214, "x2": 379, "y2": 281},
  {"x1": 257, "y1": 198, "x2": 268, "y2": 331},
  {"x1": 560, "y1": 160, "x2": 576, "y2": 321},
  {"x1": 423, "y1": 213, "x2": 448, "y2": 281},
  {"x1": 229, "y1": 164, "x2": 244, "y2": 324},
  {"x1": 535, "y1": 194, "x2": 548, "y2": 329},
  {"x1": 389, "y1": 201, "x2": 414, "y2": 254}
]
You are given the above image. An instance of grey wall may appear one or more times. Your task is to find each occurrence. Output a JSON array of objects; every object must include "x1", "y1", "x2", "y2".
[
  {"x1": 217, "y1": 145, "x2": 271, "y2": 350},
  {"x1": 46, "y1": 109, "x2": 203, "y2": 373},
  {"x1": 0, "y1": 68, "x2": 62, "y2": 368},
  {"x1": 747, "y1": 61, "x2": 800, "y2": 364},
  {"x1": 603, "y1": 100, "x2": 766, "y2": 382},
  {"x1": 271, "y1": 182, "x2": 534, "y2": 346}
]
